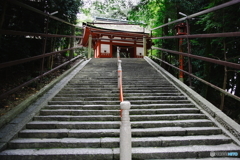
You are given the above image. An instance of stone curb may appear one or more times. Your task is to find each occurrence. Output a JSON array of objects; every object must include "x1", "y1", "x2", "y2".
[{"x1": 144, "y1": 56, "x2": 240, "y2": 145}]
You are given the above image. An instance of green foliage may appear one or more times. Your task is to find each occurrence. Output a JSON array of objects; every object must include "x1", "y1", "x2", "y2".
[
  {"x1": 128, "y1": 0, "x2": 240, "y2": 112},
  {"x1": 82, "y1": 0, "x2": 135, "y2": 20}
]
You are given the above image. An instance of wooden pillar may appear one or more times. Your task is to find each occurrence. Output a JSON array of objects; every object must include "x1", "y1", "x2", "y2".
[
  {"x1": 179, "y1": 38, "x2": 184, "y2": 82},
  {"x1": 143, "y1": 36, "x2": 147, "y2": 56},
  {"x1": 88, "y1": 34, "x2": 92, "y2": 59}
]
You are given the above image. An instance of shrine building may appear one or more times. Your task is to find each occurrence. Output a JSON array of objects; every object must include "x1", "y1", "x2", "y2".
[{"x1": 80, "y1": 17, "x2": 151, "y2": 58}]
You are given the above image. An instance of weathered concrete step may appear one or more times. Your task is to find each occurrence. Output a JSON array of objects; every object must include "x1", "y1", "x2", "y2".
[
  {"x1": 34, "y1": 114, "x2": 206, "y2": 121},
  {"x1": 123, "y1": 86, "x2": 177, "y2": 90},
  {"x1": 122, "y1": 89, "x2": 180, "y2": 93},
  {"x1": 43, "y1": 103, "x2": 195, "y2": 110},
  {"x1": 55, "y1": 93, "x2": 184, "y2": 97},
  {"x1": 73, "y1": 73, "x2": 116, "y2": 77},
  {"x1": 58, "y1": 90, "x2": 118, "y2": 94},
  {"x1": 40, "y1": 108, "x2": 199, "y2": 116},
  {"x1": 131, "y1": 135, "x2": 233, "y2": 147},
  {"x1": 0, "y1": 148, "x2": 114, "y2": 160},
  {"x1": 61, "y1": 88, "x2": 117, "y2": 91},
  {"x1": 34, "y1": 115, "x2": 120, "y2": 121},
  {"x1": 18, "y1": 127, "x2": 222, "y2": 138},
  {"x1": 66, "y1": 83, "x2": 117, "y2": 86},
  {"x1": 7, "y1": 138, "x2": 119, "y2": 149},
  {"x1": 162, "y1": 158, "x2": 240, "y2": 160},
  {"x1": 72, "y1": 72, "x2": 116, "y2": 75},
  {"x1": 40, "y1": 109, "x2": 120, "y2": 115},
  {"x1": 130, "y1": 144, "x2": 240, "y2": 159},
  {"x1": 26, "y1": 119, "x2": 214, "y2": 130},
  {"x1": 70, "y1": 77, "x2": 116, "y2": 80},
  {"x1": 130, "y1": 104, "x2": 195, "y2": 109},
  {"x1": 48, "y1": 100, "x2": 192, "y2": 105},
  {"x1": 8, "y1": 135, "x2": 232, "y2": 149},
  {"x1": 127, "y1": 100, "x2": 192, "y2": 104},
  {"x1": 131, "y1": 108, "x2": 200, "y2": 114},
  {"x1": 130, "y1": 114, "x2": 207, "y2": 121},
  {"x1": 68, "y1": 81, "x2": 117, "y2": 83},
  {"x1": 64, "y1": 85, "x2": 117, "y2": 88},
  {"x1": 48, "y1": 101, "x2": 120, "y2": 105},
  {"x1": 122, "y1": 79, "x2": 168, "y2": 82},
  {"x1": 51, "y1": 96, "x2": 187, "y2": 101},
  {"x1": 131, "y1": 119, "x2": 214, "y2": 128},
  {"x1": 125, "y1": 96, "x2": 187, "y2": 100},
  {"x1": 64, "y1": 85, "x2": 174, "y2": 89},
  {"x1": 61, "y1": 87, "x2": 178, "y2": 91},
  {"x1": 58, "y1": 89, "x2": 180, "y2": 94},
  {"x1": 26, "y1": 121, "x2": 120, "y2": 129},
  {"x1": 51, "y1": 97, "x2": 119, "y2": 101}
]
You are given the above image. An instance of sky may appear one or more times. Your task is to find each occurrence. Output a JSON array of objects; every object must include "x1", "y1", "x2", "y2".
[{"x1": 78, "y1": 0, "x2": 141, "y2": 23}]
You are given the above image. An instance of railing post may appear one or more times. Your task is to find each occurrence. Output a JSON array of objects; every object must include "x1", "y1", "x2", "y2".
[
  {"x1": 118, "y1": 60, "x2": 122, "y2": 89},
  {"x1": 88, "y1": 34, "x2": 92, "y2": 59},
  {"x1": 120, "y1": 101, "x2": 132, "y2": 160},
  {"x1": 69, "y1": 26, "x2": 75, "y2": 60},
  {"x1": 117, "y1": 46, "x2": 120, "y2": 60}
]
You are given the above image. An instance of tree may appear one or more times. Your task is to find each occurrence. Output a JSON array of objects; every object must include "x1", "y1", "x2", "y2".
[
  {"x1": 128, "y1": 0, "x2": 240, "y2": 115},
  {"x1": 81, "y1": 0, "x2": 136, "y2": 20}
]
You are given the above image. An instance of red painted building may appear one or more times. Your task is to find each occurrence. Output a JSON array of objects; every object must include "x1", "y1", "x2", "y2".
[{"x1": 80, "y1": 21, "x2": 151, "y2": 58}]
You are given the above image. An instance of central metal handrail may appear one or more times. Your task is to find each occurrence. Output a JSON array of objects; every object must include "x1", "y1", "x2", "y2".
[
  {"x1": 117, "y1": 46, "x2": 132, "y2": 160},
  {"x1": 117, "y1": 47, "x2": 124, "y2": 102}
]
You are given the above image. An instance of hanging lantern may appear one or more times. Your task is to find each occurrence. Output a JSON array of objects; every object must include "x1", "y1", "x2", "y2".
[{"x1": 175, "y1": 23, "x2": 187, "y2": 35}]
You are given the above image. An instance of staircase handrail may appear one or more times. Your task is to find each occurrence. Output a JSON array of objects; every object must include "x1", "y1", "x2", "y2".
[
  {"x1": 117, "y1": 47, "x2": 124, "y2": 102},
  {"x1": 117, "y1": 46, "x2": 132, "y2": 160}
]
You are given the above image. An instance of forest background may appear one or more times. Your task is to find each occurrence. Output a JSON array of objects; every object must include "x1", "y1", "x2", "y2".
[{"x1": 0, "y1": 0, "x2": 240, "y2": 123}]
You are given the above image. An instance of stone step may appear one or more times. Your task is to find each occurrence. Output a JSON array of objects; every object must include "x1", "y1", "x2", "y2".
[
  {"x1": 26, "y1": 119, "x2": 214, "y2": 130},
  {"x1": 34, "y1": 115, "x2": 120, "y2": 121},
  {"x1": 130, "y1": 144, "x2": 240, "y2": 159},
  {"x1": 51, "y1": 97, "x2": 119, "y2": 101},
  {"x1": 61, "y1": 88, "x2": 117, "y2": 91},
  {"x1": 18, "y1": 127, "x2": 222, "y2": 139},
  {"x1": 0, "y1": 148, "x2": 115, "y2": 160},
  {"x1": 51, "y1": 96, "x2": 188, "y2": 101},
  {"x1": 55, "y1": 93, "x2": 184, "y2": 97},
  {"x1": 58, "y1": 89, "x2": 180, "y2": 94},
  {"x1": 8, "y1": 135, "x2": 232, "y2": 149},
  {"x1": 43, "y1": 104, "x2": 195, "y2": 110},
  {"x1": 68, "y1": 81, "x2": 115, "y2": 84},
  {"x1": 60, "y1": 87, "x2": 178, "y2": 91},
  {"x1": 26, "y1": 121, "x2": 120, "y2": 129},
  {"x1": 48, "y1": 100, "x2": 192, "y2": 105},
  {"x1": 66, "y1": 84, "x2": 173, "y2": 88},
  {"x1": 34, "y1": 113, "x2": 206, "y2": 121},
  {"x1": 40, "y1": 108, "x2": 199, "y2": 116}
]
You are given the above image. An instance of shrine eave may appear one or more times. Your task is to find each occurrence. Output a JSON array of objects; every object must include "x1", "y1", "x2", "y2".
[{"x1": 80, "y1": 23, "x2": 149, "y2": 47}]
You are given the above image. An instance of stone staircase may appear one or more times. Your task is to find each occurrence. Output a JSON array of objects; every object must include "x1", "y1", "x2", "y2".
[{"x1": 0, "y1": 58, "x2": 240, "y2": 159}]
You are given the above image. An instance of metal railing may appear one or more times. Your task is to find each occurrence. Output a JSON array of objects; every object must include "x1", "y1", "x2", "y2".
[
  {"x1": 117, "y1": 47, "x2": 124, "y2": 102},
  {"x1": 117, "y1": 46, "x2": 132, "y2": 160},
  {"x1": 150, "y1": 0, "x2": 240, "y2": 105},
  {"x1": 0, "y1": 0, "x2": 83, "y2": 99}
]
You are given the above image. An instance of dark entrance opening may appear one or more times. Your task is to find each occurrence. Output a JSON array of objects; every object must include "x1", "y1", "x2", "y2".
[{"x1": 112, "y1": 45, "x2": 134, "y2": 58}]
